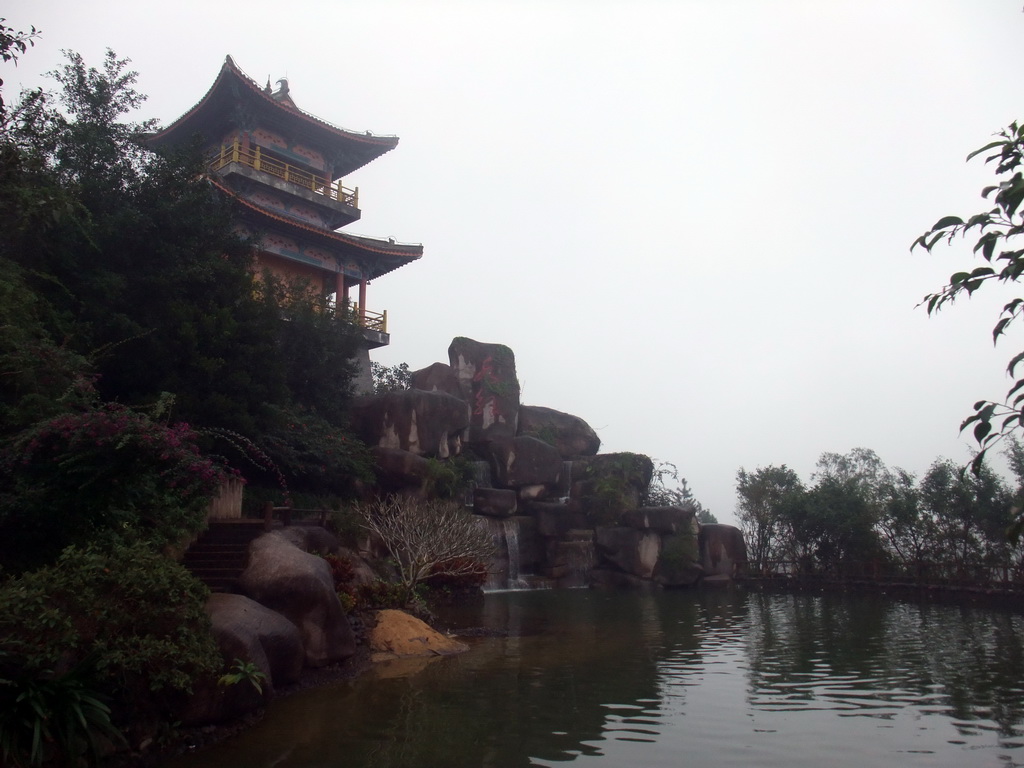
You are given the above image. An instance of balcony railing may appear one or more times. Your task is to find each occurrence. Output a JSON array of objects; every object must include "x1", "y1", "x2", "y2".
[
  {"x1": 210, "y1": 139, "x2": 359, "y2": 208},
  {"x1": 351, "y1": 304, "x2": 387, "y2": 334}
]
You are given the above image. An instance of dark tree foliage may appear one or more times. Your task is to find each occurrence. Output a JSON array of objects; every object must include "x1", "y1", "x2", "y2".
[
  {"x1": 736, "y1": 447, "x2": 1020, "y2": 579},
  {"x1": 646, "y1": 460, "x2": 715, "y2": 522},
  {"x1": 0, "y1": 49, "x2": 368, "y2": 495},
  {"x1": 370, "y1": 361, "x2": 412, "y2": 394}
]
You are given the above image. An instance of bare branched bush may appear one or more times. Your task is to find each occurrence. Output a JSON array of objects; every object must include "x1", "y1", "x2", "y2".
[{"x1": 356, "y1": 496, "x2": 496, "y2": 603}]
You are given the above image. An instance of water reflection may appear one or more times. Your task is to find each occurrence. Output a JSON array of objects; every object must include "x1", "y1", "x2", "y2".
[{"x1": 165, "y1": 589, "x2": 1024, "y2": 768}]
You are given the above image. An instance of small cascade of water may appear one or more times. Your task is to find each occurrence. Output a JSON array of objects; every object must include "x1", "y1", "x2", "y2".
[
  {"x1": 480, "y1": 516, "x2": 535, "y2": 592},
  {"x1": 502, "y1": 518, "x2": 530, "y2": 590},
  {"x1": 560, "y1": 536, "x2": 596, "y2": 589},
  {"x1": 464, "y1": 461, "x2": 493, "y2": 509},
  {"x1": 555, "y1": 460, "x2": 573, "y2": 504}
]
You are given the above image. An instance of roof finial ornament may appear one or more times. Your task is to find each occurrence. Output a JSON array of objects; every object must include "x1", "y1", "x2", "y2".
[{"x1": 264, "y1": 77, "x2": 272, "y2": 94}]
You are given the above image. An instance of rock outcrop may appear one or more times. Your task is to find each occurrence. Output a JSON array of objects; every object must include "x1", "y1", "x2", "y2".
[
  {"x1": 448, "y1": 337, "x2": 521, "y2": 442},
  {"x1": 409, "y1": 362, "x2": 462, "y2": 399},
  {"x1": 356, "y1": 336, "x2": 747, "y2": 592},
  {"x1": 351, "y1": 389, "x2": 469, "y2": 458},
  {"x1": 206, "y1": 593, "x2": 304, "y2": 692},
  {"x1": 485, "y1": 436, "x2": 563, "y2": 490},
  {"x1": 518, "y1": 405, "x2": 600, "y2": 458},
  {"x1": 699, "y1": 524, "x2": 748, "y2": 578},
  {"x1": 238, "y1": 532, "x2": 356, "y2": 667}
]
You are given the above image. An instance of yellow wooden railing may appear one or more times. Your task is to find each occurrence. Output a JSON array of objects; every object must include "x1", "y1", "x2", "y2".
[
  {"x1": 352, "y1": 304, "x2": 387, "y2": 333},
  {"x1": 210, "y1": 139, "x2": 359, "y2": 208}
]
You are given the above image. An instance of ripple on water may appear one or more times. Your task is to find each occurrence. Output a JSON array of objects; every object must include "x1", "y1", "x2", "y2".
[{"x1": 163, "y1": 590, "x2": 1024, "y2": 768}]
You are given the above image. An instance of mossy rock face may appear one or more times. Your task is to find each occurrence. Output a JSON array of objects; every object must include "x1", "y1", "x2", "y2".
[
  {"x1": 448, "y1": 337, "x2": 521, "y2": 443},
  {"x1": 572, "y1": 453, "x2": 654, "y2": 527},
  {"x1": 655, "y1": 531, "x2": 703, "y2": 587}
]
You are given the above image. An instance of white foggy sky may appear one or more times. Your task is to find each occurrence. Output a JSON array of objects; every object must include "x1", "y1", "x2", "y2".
[{"x1": 5, "y1": 1, "x2": 1024, "y2": 524}]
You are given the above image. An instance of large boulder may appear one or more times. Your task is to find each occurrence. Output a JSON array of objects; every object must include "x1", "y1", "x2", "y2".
[
  {"x1": 473, "y1": 487, "x2": 518, "y2": 518},
  {"x1": 351, "y1": 389, "x2": 470, "y2": 458},
  {"x1": 595, "y1": 527, "x2": 661, "y2": 580},
  {"x1": 620, "y1": 506, "x2": 697, "y2": 535},
  {"x1": 448, "y1": 337, "x2": 521, "y2": 443},
  {"x1": 410, "y1": 362, "x2": 464, "y2": 400},
  {"x1": 237, "y1": 532, "x2": 356, "y2": 667},
  {"x1": 370, "y1": 446, "x2": 433, "y2": 492},
  {"x1": 699, "y1": 524, "x2": 748, "y2": 578},
  {"x1": 518, "y1": 405, "x2": 600, "y2": 458},
  {"x1": 206, "y1": 593, "x2": 304, "y2": 690},
  {"x1": 275, "y1": 525, "x2": 343, "y2": 557},
  {"x1": 529, "y1": 501, "x2": 572, "y2": 538},
  {"x1": 654, "y1": 530, "x2": 704, "y2": 587},
  {"x1": 182, "y1": 594, "x2": 304, "y2": 725},
  {"x1": 486, "y1": 436, "x2": 563, "y2": 489}
]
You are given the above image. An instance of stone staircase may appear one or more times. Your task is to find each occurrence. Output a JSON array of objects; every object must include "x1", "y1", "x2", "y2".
[{"x1": 182, "y1": 519, "x2": 270, "y2": 593}]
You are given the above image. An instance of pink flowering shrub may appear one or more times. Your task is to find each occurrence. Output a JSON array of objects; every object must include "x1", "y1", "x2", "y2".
[{"x1": 0, "y1": 404, "x2": 233, "y2": 572}]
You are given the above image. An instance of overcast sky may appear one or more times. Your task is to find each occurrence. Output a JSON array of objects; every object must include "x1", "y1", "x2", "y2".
[{"x1": 6, "y1": 1, "x2": 1024, "y2": 524}]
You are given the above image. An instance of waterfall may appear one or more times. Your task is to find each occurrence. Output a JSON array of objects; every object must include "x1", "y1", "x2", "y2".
[
  {"x1": 480, "y1": 516, "x2": 533, "y2": 592},
  {"x1": 503, "y1": 518, "x2": 529, "y2": 590},
  {"x1": 556, "y1": 461, "x2": 573, "y2": 504},
  {"x1": 564, "y1": 540, "x2": 595, "y2": 588}
]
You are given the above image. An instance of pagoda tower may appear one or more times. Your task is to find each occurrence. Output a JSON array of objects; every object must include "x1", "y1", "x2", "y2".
[{"x1": 150, "y1": 56, "x2": 422, "y2": 390}]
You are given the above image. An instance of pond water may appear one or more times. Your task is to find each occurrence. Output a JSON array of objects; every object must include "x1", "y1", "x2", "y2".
[{"x1": 166, "y1": 588, "x2": 1024, "y2": 768}]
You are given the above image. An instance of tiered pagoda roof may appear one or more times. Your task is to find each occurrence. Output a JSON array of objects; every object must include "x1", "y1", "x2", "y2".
[{"x1": 150, "y1": 56, "x2": 398, "y2": 179}]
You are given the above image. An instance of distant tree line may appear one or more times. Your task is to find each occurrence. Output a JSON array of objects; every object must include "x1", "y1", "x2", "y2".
[{"x1": 735, "y1": 446, "x2": 1023, "y2": 580}]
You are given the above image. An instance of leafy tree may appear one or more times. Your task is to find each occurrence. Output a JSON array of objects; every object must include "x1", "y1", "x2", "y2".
[
  {"x1": 646, "y1": 460, "x2": 715, "y2": 522},
  {"x1": 913, "y1": 123, "x2": 1024, "y2": 474},
  {"x1": 803, "y1": 448, "x2": 888, "y2": 572},
  {"x1": 1, "y1": 50, "x2": 288, "y2": 435},
  {"x1": 257, "y1": 404, "x2": 374, "y2": 497},
  {"x1": 877, "y1": 467, "x2": 934, "y2": 572},
  {"x1": 735, "y1": 464, "x2": 804, "y2": 573},
  {"x1": 920, "y1": 458, "x2": 1014, "y2": 576},
  {"x1": 357, "y1": 496, "x2": 496, "y2": 605},
  {"x1": 0, "y1": 257, "x2": 93, "y2": 437},
  {"x1": 371, "y1": 361, "x2": 412, "y2": 394},
  {"x1": 798, "y1": 476, "x2": 882, "y2": 575},
  {"x1": 0, "y1": 18, "x2": 40, "y2": 119},
  {"x1": 275, "y1": 287, "x2": 363, "y2": 425},
  {"x1": 920, "y1": 458, "x2": 984, "y2": 574},
  {"x1": 1, "y1": 48, "x2": 370, "y2": 500}
]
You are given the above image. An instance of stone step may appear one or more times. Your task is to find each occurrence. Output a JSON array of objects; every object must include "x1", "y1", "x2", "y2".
[
  {"x1": 183, "y1": 554, "x2": 248, "y2": 568},
  {"x1": 183, "y1": 521, "x2": 268, "y2": 590}
]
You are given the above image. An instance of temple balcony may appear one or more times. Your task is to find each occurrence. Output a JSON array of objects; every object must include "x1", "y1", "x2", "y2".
[
  {"x1": 210, "y1": 141, "x2": 361, "y2": 229},
  {"x1": 350, "y1": 304, "x2": 388, "y2": 348}
]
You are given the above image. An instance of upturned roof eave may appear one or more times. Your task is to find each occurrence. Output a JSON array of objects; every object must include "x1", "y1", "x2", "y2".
[
  {"x1": 208, "y1": 177, "x2": 422, "y2": 279},
  {"x1": 150, "y1": 56, "x2": 400, "y2": 175}
]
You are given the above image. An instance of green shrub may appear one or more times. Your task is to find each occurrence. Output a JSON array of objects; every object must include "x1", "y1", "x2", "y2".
[
  {"x1": 218, "y1": 659, "x2": 267, "y2": 696},
  {"x1": 258, "y1": 404, "x2": 374, "y2": 497},
  {"x1": 424, "y1": 456, "x2": 477, "y2": 500},
  {"x1": 0, "y1": 656, "x2": 123, "y2": 768},
  {"x1": 579, "y1": 453, "x2": 654, "y2": 527},
  {"x1": 0, "y1": 542, "x2": 220, "y2": 736},
  {"x1": 355, "y1": 580, "x2": 414, "y2": 610},
  {"x1": 0, "y1": 404, "x2": 230, "y2": 572}
]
